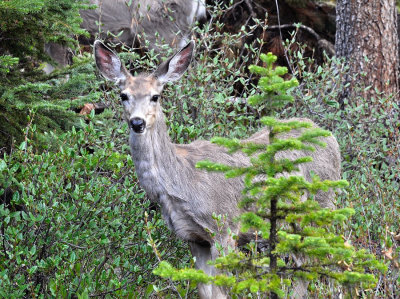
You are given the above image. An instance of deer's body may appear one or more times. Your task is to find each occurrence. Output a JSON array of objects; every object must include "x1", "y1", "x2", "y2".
[
  {"x1": 45, "y1": 0, "x2": 205, "y2": 73},
  {"x1": 81, "y1": 0, "x2": 206, "y2": 49},
  {"x1": 131, "y1": 111, "x2": 340, "y2": 242},
  {"x1": 94, "y1": 40, "x2": 341, "y2": 299},
  {"x1": 131, "y1": 117, "x2": 247, "y2": 243}
]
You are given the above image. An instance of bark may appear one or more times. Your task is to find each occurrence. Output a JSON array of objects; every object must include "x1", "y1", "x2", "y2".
[{"x1": 335, "y1": 0, "x2": 399, "y2": 103}]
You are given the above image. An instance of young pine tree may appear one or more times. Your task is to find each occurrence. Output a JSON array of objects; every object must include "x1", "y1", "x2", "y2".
[
  {"x1": 154, "y1": 53, "x2": 386, "y2": 297},
  {"x1": 0, "y1": 0, "x2": 99, "y2": 151}
]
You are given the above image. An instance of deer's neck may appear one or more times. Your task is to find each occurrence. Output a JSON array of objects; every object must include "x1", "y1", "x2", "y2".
[{"x1": 129, "y1": 110, "x2": 180, "y2": 201}]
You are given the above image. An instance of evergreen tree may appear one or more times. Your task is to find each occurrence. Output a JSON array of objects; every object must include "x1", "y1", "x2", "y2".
[
  {"x1": 0, "y1": 0, "x2": 99, "y2": 150},
  {"x1": 154, "y1": 53, "x2": 386, "y2": 297}
]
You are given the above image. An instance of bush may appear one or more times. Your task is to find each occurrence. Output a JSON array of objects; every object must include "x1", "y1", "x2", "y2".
[
  {"x1": 0, "y1": 116, "x2": 190, "y2": 297},
  {"x1": 281, "y1": 34, "x2": 400, "y2": 295},
  {"x1": 1, "y1": 2, "x2": 269, "y2": 297}
]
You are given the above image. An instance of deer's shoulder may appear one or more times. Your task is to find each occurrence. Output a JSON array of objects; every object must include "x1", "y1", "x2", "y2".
[
  {"x1": 175, "y1": 140, "x2": 222, "y2": 160},
  {"x1": 174, "y1": 139, "x2": 250, "y2": 168}
]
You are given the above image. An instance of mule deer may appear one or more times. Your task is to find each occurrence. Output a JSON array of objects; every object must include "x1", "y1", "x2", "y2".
[
  {"x1": 45, "y1": 0, "x2": 206, "y2": 73},
  {"x1": 81, "y1": 0, "x2": 206, "y2": 49},
  {"x1": 94, "y1": 40, "x2": 341, "y2": 298}
]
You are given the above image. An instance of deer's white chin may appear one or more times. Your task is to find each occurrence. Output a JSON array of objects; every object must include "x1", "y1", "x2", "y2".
[{"x1": 130, "y1": 127, "x2": 147, "y2": 135}]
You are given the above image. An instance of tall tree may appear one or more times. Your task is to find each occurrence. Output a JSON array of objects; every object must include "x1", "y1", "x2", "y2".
[{"x1": 335, "y1": 0, "x2": 399, "y2": 103}]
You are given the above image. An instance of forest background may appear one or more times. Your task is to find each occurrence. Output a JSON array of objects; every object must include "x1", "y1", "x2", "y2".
[{"x1": 0, "y1": 0, "x2": 399, "y2": 297}]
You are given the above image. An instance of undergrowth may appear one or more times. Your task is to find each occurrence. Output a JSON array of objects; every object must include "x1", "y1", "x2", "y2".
[
  {"x1": 281, "y1": 31, "x2": 400, "y2": 297},
  {"x1": 0, "y1": 1, "x2": 399, "y2": 298}
]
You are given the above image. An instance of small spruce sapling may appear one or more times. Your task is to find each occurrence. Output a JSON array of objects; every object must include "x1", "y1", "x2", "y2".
[{"x1": 154, "y1": 53, "x2": 386, "y2": 297}]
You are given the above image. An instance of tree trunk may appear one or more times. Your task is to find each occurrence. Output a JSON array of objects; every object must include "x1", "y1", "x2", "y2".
[{"x1": 335, "y1": 0, "x2": 399, "y2": 104}]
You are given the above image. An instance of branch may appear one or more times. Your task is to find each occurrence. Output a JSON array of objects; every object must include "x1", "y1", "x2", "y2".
[
  {"x1": 267, "y1": 24, "x2": 321, "y2": 40},
  {"x1": 60, "y1": 240, "x2": 87, "y2": 250},
  {"x1": 89, "y1": 278, "x2": 137, "y2": 297},
  {"x1": 266, "y1": 24, "x2": 335, "y2": 56}
]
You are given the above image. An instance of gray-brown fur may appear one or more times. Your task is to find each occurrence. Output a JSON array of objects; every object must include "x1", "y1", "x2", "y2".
[
  {"x1": 81, "y1": 0, "x2": 206, "y2": 50},
  {"x1": 94, "y1": 40, "x2": 341, "y2": 299},
  {"x1": 45, "y1": 0, "x2": 205, "y2": 73}
]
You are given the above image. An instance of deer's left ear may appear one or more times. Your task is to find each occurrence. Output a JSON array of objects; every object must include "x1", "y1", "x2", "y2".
[
  {"x1": 153, "y1": 41, "x2": 194, "y2": 84},
  {"x1": 94, "y1": 40, "x2": 128, "y2": 83}
]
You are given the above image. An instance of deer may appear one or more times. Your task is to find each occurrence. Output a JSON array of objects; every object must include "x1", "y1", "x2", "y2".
[
  {"x1": 44, "y1": 0, "x2": 206, "y2": 73},
  {"x1": 80, "y1": 0, "x2": 206, "y2": 50},
  {"x1": 93, "y1": 40, "x2": 341, "y2": 299}
]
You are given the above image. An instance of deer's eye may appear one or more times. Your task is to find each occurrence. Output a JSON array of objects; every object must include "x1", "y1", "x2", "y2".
[
  {"x1": 151, "y1": 95, "x2": 160, "y2": 102},
  {"x1": 120, "y1": 93, "x2": 129, "y2": 102}
]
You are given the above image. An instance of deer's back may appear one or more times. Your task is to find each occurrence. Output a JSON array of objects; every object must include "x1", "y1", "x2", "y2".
[
  {"x1": 80, "y1": 1, "x2": 134, "y2": 43},
  {"x1": 80, "y1": 0, "x2": 204, "y2": 49}
]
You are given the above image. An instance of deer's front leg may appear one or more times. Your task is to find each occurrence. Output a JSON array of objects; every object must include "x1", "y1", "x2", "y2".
[{"x1": 189, "y1": 241, "x2": 227, "y2": 299}]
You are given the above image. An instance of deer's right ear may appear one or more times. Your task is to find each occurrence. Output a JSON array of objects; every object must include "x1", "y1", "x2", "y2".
[
  {"x1": 94, "y1": 40, "x2": 128, "y2": 83},
  {"x1": 153, "y1": 40, "x2": 195, "y2": 84}
]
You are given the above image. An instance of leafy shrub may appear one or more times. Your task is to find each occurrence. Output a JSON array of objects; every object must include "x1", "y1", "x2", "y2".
[
  {"x1": 0, "y1": 115, "x2": 190, "y2": 297},
  {"x1": 281, "y1": 34, "x2": 400, "y2": 295}
]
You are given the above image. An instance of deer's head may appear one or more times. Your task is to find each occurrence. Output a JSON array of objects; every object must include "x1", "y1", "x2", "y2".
[{"x1": 94, "y1": 40, "x2": 194, "y2": 134}]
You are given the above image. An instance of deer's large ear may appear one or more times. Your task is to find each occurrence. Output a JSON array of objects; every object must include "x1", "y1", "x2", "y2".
[
  {"x1": 153, "y1": 41, "x2": 194, "y2": 84},
  {"x1": 94, "y1": 40, "x2": 128, "y2": 83}
]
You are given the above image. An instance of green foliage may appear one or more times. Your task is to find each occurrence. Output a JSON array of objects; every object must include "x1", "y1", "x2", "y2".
[
  {"x1": 0, "y1": 116, "x2": 190, "y2": 297},
  {"x1": 0, "y1": 57, "x2": 101, "y2": 151},
  {"x1": 0, "y1": 2, "x2": 271, "y2": 297},
  {"x1": 159, "y1": 6, "x2": 273, "y2": 143},
  {"x1": 281, "y1": 35, "x2": 400, "y2": 295},
  {"x1": 248, "y1": 53, "x2": 299, "y2": 108},
  {"x1": 0, "y1": 0, "x2": 87, "y2": 61},
  {"x1": 0, "y1": 0, "x2": 94, "y2": 150},
  {"x1": 0, "y1": 0, "x2": 396, "y2": 296},
  {"x1": 153, "y1": 53, "x2": 386, "y2": 297}
]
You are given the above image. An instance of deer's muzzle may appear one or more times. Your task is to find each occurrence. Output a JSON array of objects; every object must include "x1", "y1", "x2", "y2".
[{"x1": 130, "y1": 117, "x2": 146, "y2": 133}]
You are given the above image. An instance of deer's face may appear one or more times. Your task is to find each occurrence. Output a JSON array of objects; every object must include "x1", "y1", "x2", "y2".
[
  {"x1": 119, "y1": 75, "x2": 164, "y2": 134},
  {"x1": 94, "y1": 39, "x2": 194, "y2": 134}
]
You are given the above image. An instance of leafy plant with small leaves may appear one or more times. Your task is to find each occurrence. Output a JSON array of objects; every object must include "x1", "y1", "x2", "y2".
[{"x1": 0, "y1": 114, "x2": 191, "y2": 297}]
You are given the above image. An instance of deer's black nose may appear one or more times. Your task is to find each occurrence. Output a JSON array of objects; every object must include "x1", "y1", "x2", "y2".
[{"x1": 130, "y1": 117, "x2": 146, "y2": 133}]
